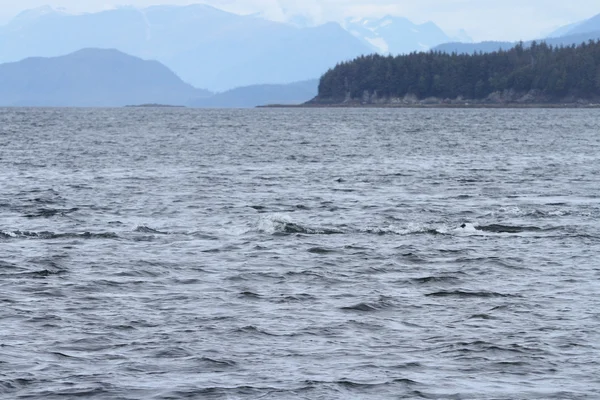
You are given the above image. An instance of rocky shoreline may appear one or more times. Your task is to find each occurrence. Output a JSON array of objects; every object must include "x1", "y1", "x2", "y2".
[
  {"x1": 261, "y1": 103, "x2": 600, "y2": 108},
  {"x1": 261, "y1": 89, "x2": 600, "y2": 108}
]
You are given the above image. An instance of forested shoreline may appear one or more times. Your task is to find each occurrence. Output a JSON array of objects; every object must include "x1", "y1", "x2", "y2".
[{"x1": 310, "y1": 40, "x2": 600, "y2": 105}]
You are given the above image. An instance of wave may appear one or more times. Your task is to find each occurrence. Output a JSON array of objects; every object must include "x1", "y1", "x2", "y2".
[
  {"x1": 491, "y1": 205, "x2": 588, "y2": 218},
  {"x1": 23, "y1": 207, "x2": 79, "y2": 218},
  {"x1": 257, "y1": 215, "x2": 343, "y2": 235},
  {"x1": 0, "y1": 230, "x2": 118, "y2": 240},
  {"x1": 410, "y1": 275, "x2": 462, "y2": 284},
  {"x1": 474, "y1": 224, "x2": 543, "y2": 233},
  {"x1": 257, "y1": 215, "x2": 452, "y2": 237},
  {"x1": 256, "y1": 215, "x2": 565, "y2": 238},
  {"x1": 436, "y1": 340, "x2": 548, "y2": 357},
  {"x1": 134, "y1": 225, "x2": 168, "y2": 234},
  {"x1": 21, "y1": 269, "x2": 68, "y2": 278},
  {"x1": 340, "y1": 302, "x2": 383, "y2": 312},
  {"x1": 303, "y1": 378, "x2": 420, "y2": 390},
  {"x1": 359, "y1": 225, "x2": 448, "y2": 236},
  {"x1": 426, "y1": 290, "x2": 513, "y2": 298},
  {"x1": 307, "y1": 247, "x2": 338, "y2": 254},
  {"x1": 233, "y1": 325, "x2": 288, "y2": 337},
  {"x1": 457, "y1": 222, "x2": 563, "y2": 235},
  {"x1": 0, "y1": 378, "x2": 36, "y2": 392},
  {"x1": 238, "y1": 291, "x2": 261, "y2": 299},
  {"x1": 275, "y1": 293, "x2": 316, "y2": 303},
  {"x1": 23, "y1": 188, "x2": 65, "y2": 205},
  {"x1": 341, "y1": 296, "x2": 395, "y2": 312},
  {"x1": 195, "y1": 356, "x2": 237, "y2": 367}
]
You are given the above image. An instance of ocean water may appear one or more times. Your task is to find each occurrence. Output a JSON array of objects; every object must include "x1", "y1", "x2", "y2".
[{"x1": 1, "y1": 107, "x2": 599, "y2": 399}]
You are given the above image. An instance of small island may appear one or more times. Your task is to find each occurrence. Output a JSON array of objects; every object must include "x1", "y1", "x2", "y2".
[
  {"x1": 124, "y1": 104, "x2": 186, "y2": 108},
  {"x1": 306, "y1": 40, "x2": 600, "y2": 107}
]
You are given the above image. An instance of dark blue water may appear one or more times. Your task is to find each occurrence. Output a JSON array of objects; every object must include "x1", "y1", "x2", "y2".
[{"x1": 1, "y1": 107, "x2": 600, "y2": 399}]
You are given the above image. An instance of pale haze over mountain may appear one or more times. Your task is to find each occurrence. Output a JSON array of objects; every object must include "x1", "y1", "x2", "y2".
[
  {"x1": 0, "y1": 0, "x2": 598, "y2": 42},
  {"x1": 434, "y1": 11, "x2": 600, "y2": 55},
  {"x1": 0, "y1": 48, "x2": 320, "y2": 107},
  {"x1": 0, "y1": 49, "x2": 211, "y2": 106},
  {"x1": 0, "y1": 5, "x2": 376, "y2": 91}
]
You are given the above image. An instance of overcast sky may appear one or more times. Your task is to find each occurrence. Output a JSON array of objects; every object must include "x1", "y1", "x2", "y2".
[{"x1": 0, "y1": 0, "x2": 598, "y2": 41}]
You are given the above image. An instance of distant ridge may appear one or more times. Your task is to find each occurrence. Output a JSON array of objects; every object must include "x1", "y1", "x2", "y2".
[
  {"x1": 0, "y1": 49, "x2": 320, "y2": 108},
  {"x1": 551, "y1": 13, "x2": 600, "y2": 37},
  {"x1": 190, "y1": 80, "x2": 318, "y2": 108},
  {"x1": 434, "y1": 25, "x2": 600, "y2": 54},
  {"x1": 0, "y1": 48, "x2": 211, "y2": 107}
]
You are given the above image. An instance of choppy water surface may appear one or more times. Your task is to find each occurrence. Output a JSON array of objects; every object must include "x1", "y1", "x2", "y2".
[{"x1": 1, "y1": 107, "x2": 599, "y2": 399}]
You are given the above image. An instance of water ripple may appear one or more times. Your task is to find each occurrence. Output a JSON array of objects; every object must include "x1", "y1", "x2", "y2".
[{"x1": 1, "y1": 107, "x2": 599, "y2": 399}]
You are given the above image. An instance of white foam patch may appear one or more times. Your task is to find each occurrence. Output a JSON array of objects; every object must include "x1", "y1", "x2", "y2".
[
  {"x1": 256, "y1": 214, "x2": 293, "y2": 234},
  {"x1": 360, "y1": 222, "x2": 450, "y2": 236},
  {"x1": 454, "y1": 223, "x2": 477, "y2": 234},
  {"x1": 497, "y1": 206, "x2": 523, "y2": 215}
]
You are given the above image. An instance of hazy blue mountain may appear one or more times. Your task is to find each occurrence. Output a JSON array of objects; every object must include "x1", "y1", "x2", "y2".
[
  {"x1": 0, "y1": 7, "x2": 149, "y2": 63},
  {"x1": 190, "y1": 79, "x2": 318, "y2": 108},
  {"x1": 0, "y1": 5, "x2": 372, "y2": 91},
  {"x1": 547, "y1": 22, "x2": 583, "y2": 38},
  {"x1": 549, "y1": 13, "x2": 600, "y2": 37},
  {"x1": 169, "y1": 21, "x2": 373, "y2": 91},
  {"x1": 434, "y1": 11, "x2": 600, "y2": 55},
  {"x1": 433, "y1": 41, "x2": 514, "y2": 54},
  {"x1": 0, "y1": 49, "x2": 211, "y2": 107},
  {"x1": 544, "y1": 30, "x2": 600, "y2": 46},
  {"x1": 344, "y1": 16, "x2": 462, "y2": 54},
  {"x1": 433, "y1": 29, "x2": 600, "y2": 55},
  {"x1": 255, "y1": 10, "x2": 472, "y2": 53},
  {"x1": 454, "y1": 29, "x2": 473, "y2": 43},
  {"x1": 3, "y1": 5, "x2": 67, "y2": 28}
]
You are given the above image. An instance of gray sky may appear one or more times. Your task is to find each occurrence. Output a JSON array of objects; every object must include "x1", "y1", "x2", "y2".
[{"x1": 0, "y1": 0, "x2": 598, "y2": 41}]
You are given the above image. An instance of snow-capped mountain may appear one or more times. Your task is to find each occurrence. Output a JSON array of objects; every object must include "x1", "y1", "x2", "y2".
[{"x1": 343, "y1": 16, "x2": 471, "y2": 54}]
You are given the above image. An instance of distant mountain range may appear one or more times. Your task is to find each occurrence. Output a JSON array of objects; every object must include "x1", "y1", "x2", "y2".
[
  {"x1": 190, "y1": 80, "x2": 318, "y2": 108},
  {"x1": 0, "y1": 5, "x2": 371, "y2": 91},
  {"x1": 0, "y1": 48, "x2": 316, "y2": 107},
  {"x1": 0, "y1": 5, "x2": 467, "y2": 91},
  {"x1": 344, "y1": 16, "x2": 470, "y2": 54},
  {"x1": 434, "y1": 12, "x2": 600, "y2": 54},
  {"x1": 0, "y1": 49, "x2": 210, "y2": 107}
]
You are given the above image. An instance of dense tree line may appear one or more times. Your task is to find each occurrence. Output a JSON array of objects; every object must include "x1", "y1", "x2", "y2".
[{"x1": 317, "y1": 41, "x2": 600, "y2": 102}]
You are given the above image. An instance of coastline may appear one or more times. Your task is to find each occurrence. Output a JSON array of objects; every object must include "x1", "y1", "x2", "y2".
[
  {"x1": 259, "y1": 102, "x2": 600, "y2": 109},
  {"x1": 261, "y1": 89, "x2": 600, "y2": 109}
]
